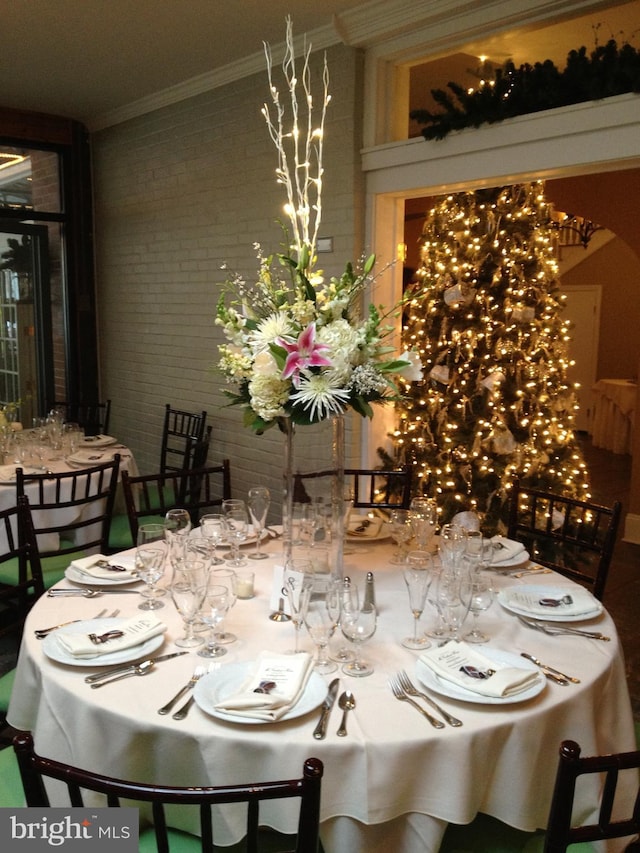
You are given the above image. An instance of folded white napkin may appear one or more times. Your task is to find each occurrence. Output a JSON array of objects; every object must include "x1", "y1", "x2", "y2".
[
  {"x1": 490, "y1": 536, "x2": 527, "y2": 564},
  {"x1": 70, "y1": 554, "x2": 137, "y2": 581},
  {"x1": 214, "y1": 652, "x2": 314, "y2": 721},
  {"x1": 56, "y1": 615, "x2": 166, "y2": 658},
  {"x1": 419, "y1": 641, "x2": 540, "y2": 698},
  {"x1": 500, "y1": 586, "x2": 599, "y2": 617},
  {"x1": 347, "y1": 515, "x2": 384, "y2": 538}
]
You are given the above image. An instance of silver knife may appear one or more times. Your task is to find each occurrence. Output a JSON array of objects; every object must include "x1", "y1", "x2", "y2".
[
  {"x1": 48, "y1": 588, "x2": 139, "y2": 596},
  {"x1": 520, "y1": 652, "x2": 573, "y2": 687},
  {"x1": 84, "y1": 651, "x2": 189, "y2": 683},
  {"x1": 313, "y1": 678, "x2": 339, "y2": 739}
]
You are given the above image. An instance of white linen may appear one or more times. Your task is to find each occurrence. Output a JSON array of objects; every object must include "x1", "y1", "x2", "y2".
[
  {"x1": 213, "y1": 651, "x2": 314, "y2": 721},
  {"x1": 347, "y1": 515, "x2": 384, "y2": 538},
  {"x1": 56, "y1": 615, "x2": 166, "y2": 658},
  {"x1": 70, "y1": 553, "x2": 137, "y2": 581},
  {"x1": 500, "y1": 585, "x2": 599, "y2": 617},
  {"x1": 418, "y1": 641, "x2": 540, "y2": 698},
  {"x1": 490, "y1": 536, "x2": 527, "y2": 564}
]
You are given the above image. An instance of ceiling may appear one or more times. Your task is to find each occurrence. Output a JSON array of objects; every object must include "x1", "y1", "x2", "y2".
[{"x1": 2, "y1": 0, "x2": 639, "y2": 131}]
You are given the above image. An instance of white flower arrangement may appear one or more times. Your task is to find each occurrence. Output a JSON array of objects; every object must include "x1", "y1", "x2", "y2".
[{"x1": 215, "y1": 18, "x2": 422, "y2": 433}]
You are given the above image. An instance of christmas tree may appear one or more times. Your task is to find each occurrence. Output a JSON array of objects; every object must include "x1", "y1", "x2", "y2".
[{"x1": 395, "y1": 182, "x2": 590, "y2": 534}]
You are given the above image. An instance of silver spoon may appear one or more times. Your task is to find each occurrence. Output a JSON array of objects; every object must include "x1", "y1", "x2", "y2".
[
  {"x1": 90, "y1": 660, "x2": 155, "y2": 688},
  {"x1": 336, "y1": 691, "x2": 355, "y2": 737}
]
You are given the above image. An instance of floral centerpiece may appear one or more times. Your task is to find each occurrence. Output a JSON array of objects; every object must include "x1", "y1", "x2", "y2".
[{"x1": 215, "y1": 18, "x2": 422, "y2": 434}]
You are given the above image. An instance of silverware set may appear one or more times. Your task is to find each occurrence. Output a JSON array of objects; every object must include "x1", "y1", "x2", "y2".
[
  {"x1": 516, "y1": 614, "x2": 610, "y2": 640},
  {"x1": 158, "y1": 666, "x2": 206, "y2": 718},
  {"x1": 396, "y1": 670, "x2": 463, "y2": 726},
  {"x1": 34, "y1": 608, "x2": 120, "y2": 637}
]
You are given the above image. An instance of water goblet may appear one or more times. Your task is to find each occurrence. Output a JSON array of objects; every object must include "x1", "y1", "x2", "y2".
[
  {"x1": 199, "y1": 513, "x2": 225, "y2": 565},
  {"x1": 282, "y1": 559, "x2": 314, "y2": 654},
  {"x1": 434, "y1": 563, "x2": 471, "y2": 641},
  {"x1": 136, "y1": 522, "x2": 167, "y2": 609},
  {"x1": 169, "y1": 559, "x2": 209, "y2": 648},
  {"x1": 165, "y1": 507, "x2": 192, "y2": 538},
  {"x1": 461, "y1": 570, "x2": 494, "y2": 644},
  {"x1": 304, "y1": 580, "x2": 340, "y2": 674},
  {"x1": 197, "y1": 584, "x2": 230, "y2": 658},
  {"x1": 389, "y1": 509, "x2": 413, "y2": 565},
  {"x1": 410, "y1": 498, "x2": 438, "y2": 551},
  {"x1": 209, "y1": 567, "x2": 238, "y2": 643},
  {"x1": 438, "y1": 523, "x2": 468, "y2": 571},
  {"x1": 341, "y1": 590, "x2": 377, "y2": 677},
  {"x1": 222, "y1": 500, "x2": 249, "y2": 567},
  {"x1": 330, "y1": 576, "x2": 356, "y2": 663},
  {"x1": 248, "y1": 486, "x2": 270, "y2": 560},
  {"x1": 401, "y1": 550, "x2": 434, "y2": 649}
]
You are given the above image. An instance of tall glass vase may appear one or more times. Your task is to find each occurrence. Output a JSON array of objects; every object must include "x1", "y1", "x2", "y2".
[{"x1": 281, "y1": 415, "x2": 345, "y2": 580}]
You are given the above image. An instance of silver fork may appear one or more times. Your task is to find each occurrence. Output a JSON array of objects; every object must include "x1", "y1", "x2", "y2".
[
  {"x1": 157, "y1": 666, "x2": 206, "y2": 715},
  {"x1": 397, "y1": 670, "x2": 463, "y2": 727},
  {"x1": 389, "y1": 676, "x2": 444, "y2": 729},
  {"x1": 172, "y1": 663, "x2": 220, "y2": 720},
  {"x1": 517, "y1": 615, "x2": 610, "y2": 641}
]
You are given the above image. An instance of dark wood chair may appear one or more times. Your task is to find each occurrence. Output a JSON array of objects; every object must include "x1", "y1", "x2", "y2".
[
  {"x1": 12, "y1": 731, "x2": 323, "y2": 853},
  {"x1": 293, "y1": 465, "x2": 412, "y2": 510},
  {"x1": 49, "y1": 399, "x2": 111, "y2": 435},
  {"x1": 506, "y1": 479, "x2": 622, "y2": 601},
  {"x1": 121, "y1": 460, "x2": 231, "y2": 542},
  {"x1": 14, "y1": 456, "x2": 120, "y2": 587},
  {"x1": 0, "y1": 497, "x2": 44, "y2": 743},
  {"x1": 160, "y1": 404, "x2": 207, "y2": 473},
  {"x1": 543, "y1": 739, "x2": 640, "y2": 852}
]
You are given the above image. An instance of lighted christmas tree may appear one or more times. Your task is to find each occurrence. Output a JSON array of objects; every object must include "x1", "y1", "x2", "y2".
[{"x1": 395, "y1": 182, "x2": 590, "y2": 534}]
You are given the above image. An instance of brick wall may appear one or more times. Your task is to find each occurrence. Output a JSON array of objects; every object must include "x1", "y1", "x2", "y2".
[{"x1": 92, "y1": 45, "x2": 364, "y2": 520}]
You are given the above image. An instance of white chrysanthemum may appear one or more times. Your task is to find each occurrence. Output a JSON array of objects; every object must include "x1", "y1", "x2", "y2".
[
  {"x1": 253, "y1": 350, "x2": 280, "y2": 377},
  {"x1": 248, "y1": 374, "x2": 290, "y2": 421},
  {"x1": 316, "y1": 319, "x2": 364, "y2": 382},
  {"x1": 350, "y1": 364, "x2": 388, "y2": 396},
  {"x1": 249, "y1": 313, "x2": 293, "y2": 353},
  {"x1": 289, "y1": 373, "x2": 351, "y2": 421}
]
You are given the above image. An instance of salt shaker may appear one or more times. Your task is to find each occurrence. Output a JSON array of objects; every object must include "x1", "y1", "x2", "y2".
[{"x1": 363, "y1": 571, "x2": 376, "y2": 613}]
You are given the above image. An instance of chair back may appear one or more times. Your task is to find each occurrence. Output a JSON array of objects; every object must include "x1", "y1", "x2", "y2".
[
  {"x1": 0, "y1": 497, "x2": 44, "y2": 641},
  {"x1": 13, "y1": 732, "x2": 323, "y2": 853},
  {"x1": 16, "y1": 456, "x2": 121, "y2": 559},
  {"x1": 506, "y1": 479, "x2": 622, "y2": 600},
  {"x1": 122, "y1": 460, "x2": 231, "y2": 540},
  {"x1": 294, "y1": 466, "x2": 412, "y2": 510},
  {"x1": 160, "y1": 404, "x2": 207, "y2": 472},
  {"x1": 544, "y1": 739, "x2": 640, "y2": 852},
  {"x1": 185, "y1": 424, "x2": 213, "y2": 470}
]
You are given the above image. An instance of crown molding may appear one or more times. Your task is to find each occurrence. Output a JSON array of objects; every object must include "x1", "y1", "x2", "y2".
[{"x1": 88, "y1": 0, "x2": 610, "y2": 131}]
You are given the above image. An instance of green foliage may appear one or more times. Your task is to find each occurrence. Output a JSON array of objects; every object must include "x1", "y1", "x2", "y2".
[{"x1": 411, "y1": 38, "x2": 640, "y2": 140}]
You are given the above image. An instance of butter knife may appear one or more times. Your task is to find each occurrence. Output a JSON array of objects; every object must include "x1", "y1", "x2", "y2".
[
  {"x1": 520, "y1": 652, "x2": 573, "y2": 685},
  {"x1": 84, "y1": 651, "x2": 189, "y2": 683},
  {"x1": 313, "y1": 678, "x2": 339, "y2": 739}
]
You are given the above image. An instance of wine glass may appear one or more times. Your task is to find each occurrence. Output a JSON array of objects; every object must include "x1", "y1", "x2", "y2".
[
  {"x1": 439, "y1": 523, "x2": 468, "y2": 571},
  {"x1": 330, "y1": 576, "x2": 356, "y2": 663},
  {"x1": 199, "y1": 513, "x2": 226, "y2": 565},
  {"x1": 461, "y1": 570, "x2": 494, "y2": 644},
  {"x1": 282, "y1": 559, "x2": 314, "y2": 654},
  {"x1": 222, "y1": 499, "x2": 249, "y2": 567},
  {"x1": 388, "y1": 509, "x2": 413, "y2": 564},
  {"x1": 169, "y1": 559, "x2": 209, "y2": 648},
  {"x1": 135, "y1": 522, "x2": 167, "y2": 610},
  {"x1": 434, "y1": 563, "x2": 471, "y2": 641},
  {"x1": 247, "y1": 486, "x2": 270, "y2": 560},
  {"x1": 197, "y1": 584, "x2": 230, "y2": 658},
  {"x1": 401, "y1": 551, "x2": 434, "y2": 649},
  {"x1": 341, "y1": 584, "x2": 377, "y2": 677},
  {"x1": 209, "y1": 567, "x2": 238, "y2": 644},
  {"x1": 304, "y1": 580, "x2": 341, "y2": 674},
  {"x1": 410, "y1": 498, "x2": 437, "y2": 551},
  {"x1": 165, "y1": 507, "x2": 192, "y2": 538}
]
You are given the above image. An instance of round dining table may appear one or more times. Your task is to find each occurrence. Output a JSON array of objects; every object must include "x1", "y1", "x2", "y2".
[{"x1": 7, "y1": 529, "x2": 638, "y2": 853}]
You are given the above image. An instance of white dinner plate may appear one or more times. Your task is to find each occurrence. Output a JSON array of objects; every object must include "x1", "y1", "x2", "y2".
[
  {"x1": 79, "y1": 435, "x2": 117, "y2": 447},
  {"x1": 42, "y1": 618, "x2": 165, "y2": 667},
  {"x1": 64, "y1": 566, "x2": 142, "y2": 587},
  {"x1": 0, "y1": 465, "x2": 42, "y2": 483},
  {"x1": 66, "y1": 450, "x2": 118, "y2": 467},
  {"x1": 497, "y1": 584, "x2": 603, "y2": 622},
  {"x1": 415, "y1": 647, "x2": 545, "y2": 705},
  {"x1": 194, "y1": 662, "x2": 326, "y2": 724},
  {"x1": 489, "y1": 550, "x2": 530, "y2": 568}
]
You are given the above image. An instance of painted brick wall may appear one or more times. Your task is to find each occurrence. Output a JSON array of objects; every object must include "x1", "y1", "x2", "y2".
[{"x1": 92, "y1": 45, "x2": 364, "y2": 520}]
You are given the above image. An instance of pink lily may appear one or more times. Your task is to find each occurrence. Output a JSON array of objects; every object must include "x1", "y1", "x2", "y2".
[{"x1": 277, "y1": 323, "x2": 332, "y2": 387}]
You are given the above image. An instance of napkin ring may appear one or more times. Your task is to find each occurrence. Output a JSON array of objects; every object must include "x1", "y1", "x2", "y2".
[
  {"x1": 88, "y1": 630, "x2": 125, "y2": 645},
  {"x1": 459, "y1": 665, "x2": 495, "y2": 680},
  {"x1": 253, "y1": 680, "x2": 277, "y2": 694}
]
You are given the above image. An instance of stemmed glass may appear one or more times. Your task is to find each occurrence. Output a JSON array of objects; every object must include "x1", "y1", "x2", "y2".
[
  {"x1": 208, "y1": 567, "x2": 238, "y2": 643},
  {"x1": 409, "y1": 497, "x2": 438, "y2": 551},
  {"x1": 439, "y1": 523, "x2": 468, "y2": 571},
  {"x1": 389, "y1": 509, "x2": 413, "y2": 565},
  {"x1": 304, "y1": 580, "x2": 341, "y2": 674},
  {"x1": 169, "y1": 559, "x2": 209, "y2": 648},
  {"x1": 222, "y1": 499, "x2": 249, "y2": 567},
  {"x1": 433, "y1": 563, "x2": 471, "y2": 641},
  {"x1": 341, "y1": 584, "x2": 377, "y2": 677},
  {"x1": 135, "y1": 523, "x2": 167, "y2": 611},
  {"x1": 401, "y1": 551, "x2": 434, "y2": 649},
  {"x1": 197, "y1": 584, "x2": 230, "y2": 658},
  {"x1": 461, "y1": 569, "x2": 494, "y2": 644},
  {"x1": 165, "y1": 507, "x2": 192, "y2": 538},
  {"x1": 247, "y1": 487, "x2": 270, "y2": 560},
  {"x1": 282, "y1": 559, "x2": 314, "y2": 654},
  {"x1": 199, "y1": 513, "x2": 225, "y2": 565},
  {"x1": 330, "y1": 577, "x2": 356, "y2": 663}
]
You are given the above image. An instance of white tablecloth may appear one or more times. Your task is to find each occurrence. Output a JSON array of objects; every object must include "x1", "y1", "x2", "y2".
[
  {"x1": 8, "y1": 536, "x2": 637, "y2": 853},
  {"x1": 591, "y1": 379, "x2": 637, "y2": 455}
]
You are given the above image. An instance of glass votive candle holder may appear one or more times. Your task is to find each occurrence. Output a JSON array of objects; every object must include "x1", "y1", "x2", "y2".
[{"x1": 235, "y1": 570, "x2": 255, "y2": 599}]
